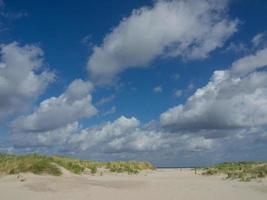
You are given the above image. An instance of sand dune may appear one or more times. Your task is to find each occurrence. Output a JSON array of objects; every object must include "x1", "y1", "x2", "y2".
[{"x1": 0, "y1": 169, "x2": 266, "y2": 200}]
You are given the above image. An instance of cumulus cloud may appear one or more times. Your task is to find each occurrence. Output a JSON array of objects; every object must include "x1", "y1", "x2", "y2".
[
  {"x1": 0, "y1": 42, "x2": 54, "y2": 119},
  {"x1": 69, "y1": 116, "x2": 142, "y2": 151},
  {"x1": 12, "y1": 79, "x2": 97, "y2": 133},
  {"x1": 8, "y1": 39, "x2": 267, "y2": 166},
  {"x1": 11, "y1": 115, "x2": 216, "y2": 158},
  {"x1": 87, "y1": 0, "x2": 238, "y2": 84},
  {"x1": 160, "y1": 47, "x2": 267, "y2": 131},
  {"x1": 13, "y1": 116, "x2": 143, "y2": 151},
  {"x1": 11, "y1": 115, "x2": 267, "y2": 166},
  {"x1": 186, "y1": 136, "x2": 215, "y2": 152},
  {"x1": 12, "y1": 122, "x2": 79, "y2": 148}
]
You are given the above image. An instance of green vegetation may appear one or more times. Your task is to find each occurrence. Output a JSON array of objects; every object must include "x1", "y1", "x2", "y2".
[
  {"x1": 0, "y1": 153, "x2": 154, "y2": 176},
  {"x1": 90, "y1": 165, "x2": 97, "y2": 174},
  {"x1": 202, "y1": 161, "x2": 267, "y2": 181},
  {"x1": 52, "y1": 156, "x2": 85, "y2": 174},
  {"x1": 106, "y1": 161, "x2": 153, "y2": 174},
  {"x1": 0, "y1": 154, "x2": 62, "y2": 176}
]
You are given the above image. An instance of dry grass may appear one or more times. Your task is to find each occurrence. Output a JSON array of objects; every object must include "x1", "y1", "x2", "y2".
[
  {"x1": 0, "y1": 154, "x2": 61, "y2": 176},
  {"x1": 0, "y1": 153, "x2": 154, "y2": 176},
  {"x1": 202, "y1": 161, "x2": 267, "y2": 181}
]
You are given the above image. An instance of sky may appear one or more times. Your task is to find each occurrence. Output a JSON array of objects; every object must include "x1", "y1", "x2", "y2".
[{"x1": 0, "y1": 0, "x2": 267, "y2": 167}]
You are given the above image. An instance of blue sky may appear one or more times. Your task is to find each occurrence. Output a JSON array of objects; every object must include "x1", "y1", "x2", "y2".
[{"x1": 0, "y1": 0, "x2": 267, "y2": 167}]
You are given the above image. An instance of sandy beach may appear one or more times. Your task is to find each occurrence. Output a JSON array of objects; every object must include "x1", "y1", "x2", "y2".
[{"x1": 0, "y1": 168, "x2": 266, "y2": 200}]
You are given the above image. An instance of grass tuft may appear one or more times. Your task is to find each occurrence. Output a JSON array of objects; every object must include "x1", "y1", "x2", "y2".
[
  {"x1": 0, "y1": 154, "x2": 62, "y2": 176},
  {"x1": 0, "y1": 153, "x2": 154, "y2": 176},
  {"x1": 202, "y1": 161, "x2": 267, "y2": 181}
]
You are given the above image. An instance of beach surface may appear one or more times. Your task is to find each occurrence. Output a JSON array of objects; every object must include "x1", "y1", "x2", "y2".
[{"x1": 0, "y1": 168, "x2": 266, "y2": 200}]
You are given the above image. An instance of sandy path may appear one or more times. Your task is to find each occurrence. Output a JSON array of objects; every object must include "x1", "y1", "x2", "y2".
[{"x1": 0, "y1": 169, "x2": 266, "y2": 200}]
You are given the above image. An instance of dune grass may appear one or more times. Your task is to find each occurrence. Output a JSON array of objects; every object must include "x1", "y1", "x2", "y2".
[
  {"x1": 0, "y1": 154, "x2": 62, "y2": 176},
  {"x1": 202, "y1": 161, "x2": 267, "y2": 181},
  {"x1": 106, "y1": 161, "x2": 153, "y2": 174},
  {"x1": 0, "y1": 153, "x2": 154, "y2": 176},
  {"x1": 51, "y1": 156, "x2": 154, "y2": 174}
]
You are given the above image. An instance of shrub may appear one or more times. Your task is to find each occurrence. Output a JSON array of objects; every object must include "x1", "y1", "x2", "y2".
[{"x1": 90, "y1": 165, "x2": 97, "y2": 174}]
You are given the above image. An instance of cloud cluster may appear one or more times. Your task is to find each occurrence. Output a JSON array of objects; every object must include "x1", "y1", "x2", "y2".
[
  {"x1": 12, "y1": 79, "x2": 97, "y2": 133},
  {"x1": 0, "y1": 42, "x2": 54, "y2": 119},
  {"x1": 70, "y1": 116, "x2": 216, "y2": 154},
  {"x1": 87, "y1": 0, "x2": 238, "y2": 84},
  {"x1": 1, "y1": 1, "x2": 267, "y2": 166},
  {"x1": 10, "y1": 49, "x2": 267, "y2": 163},
  {"x1": 11, "y1": 115, "x2": 216, "y2": 160},
  {"x1": 160, "y1": 47, "x2": 267, "y2": 131},
  {"x1": 10, "y1": 37, "x2": 267, "y2": 165}
]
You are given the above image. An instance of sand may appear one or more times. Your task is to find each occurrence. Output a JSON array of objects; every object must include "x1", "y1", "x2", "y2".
[{"x1": 0, "y1": 168, "x2": 267, "y2": 200}]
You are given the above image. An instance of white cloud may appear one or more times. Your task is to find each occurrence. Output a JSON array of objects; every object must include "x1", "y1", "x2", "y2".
[
  {"x1": 1, "y1": 10, "x2": 28, "y2": 20},
  {"x1": 225, "y1": 31, "x2": 267, "y2": 55},
  {"x1": 14, "y1": 116, "x2": 148, "y2": 152},
  {"x1": 12, "y1": 115, "x2": 216, "y2": 155},
  {"x1": 174, "y1": 89, "x2": 182, "y2": 97},
  {"x1": 160, "y1": 47, "x2": 267, "y2": 131},
  {"x1": 12, "y1": 122, "x2": 79, "y2": 148},
  {"x1": 12, "y1": 79, "x2": 97, "y2": 132},
  {"x1": 225, "y1": 42, "x2": 248, "y2": 54},
  {"x1": 186, "y1": 136, "x2": 215, "y2": 152},
  {"x1": 102, "y1": 106, "x2": 116, "y2": 116},
  {"x1": 153, "y1": 86, "x2": 163, "y2": 93},
  {"x1": 87, "y1": 0, "x2": 238, "y2": 84},
  {"x1": 69, "y1": 116, "x2": 141, "y2": 151},
  {"x1": 231, "y1": 47, "x2": 267, "y2": 76},
  {"x1": 251, "y1": 32, "x2": 267, "y2": 48},
  {"x1": 81, "y1": 35, "x2": 93, "y2": 47},
  {"x1": 0, "y1": 42, "x2": 54, "y2": 119},
  {"x1": 96, "y1": 94, "x2": 116, "y2": 106},
  {"x1": 11, "y1": 117, "x2": 267, "y2": 165}
]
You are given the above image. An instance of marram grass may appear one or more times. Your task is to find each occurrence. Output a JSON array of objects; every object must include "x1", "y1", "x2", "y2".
[
  {"x1": 202, "y1": 161, "x2": 267, "y2": 182},
  {"x1": 0, "y1": 153, "x2": 154, "y2": 176},
  {"x1": 0, "y1": 154, "x2": 62, "y2": 176}
]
